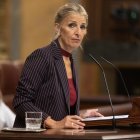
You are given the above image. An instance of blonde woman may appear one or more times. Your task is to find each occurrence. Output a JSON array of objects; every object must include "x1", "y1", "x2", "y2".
[{"x1": 13, "y1": 3, "x2": 103, "y2": 129}]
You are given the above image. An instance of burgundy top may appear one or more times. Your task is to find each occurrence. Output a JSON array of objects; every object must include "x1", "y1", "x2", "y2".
[
  {"x1": 68, "y1": 78, "x2": 77, "y2": 106},
  {"x1": 61, "y1": 48, "x2": 77, "y2": 106},
  {"x1": 61, "y1": 48, "x2": 71, "y2": 57}
]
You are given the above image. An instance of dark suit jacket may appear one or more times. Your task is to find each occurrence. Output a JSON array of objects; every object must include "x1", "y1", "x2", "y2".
[{"x1": 13, "y1": 39, "x2": 80, "y2": 128}]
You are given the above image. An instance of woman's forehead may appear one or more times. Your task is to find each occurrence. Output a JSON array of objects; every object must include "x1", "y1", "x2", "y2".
[{"x1": 62, "y1": 13, "x2": 87, "y2": 24}]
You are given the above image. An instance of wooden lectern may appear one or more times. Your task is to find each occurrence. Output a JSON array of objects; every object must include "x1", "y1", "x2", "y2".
[
  {"x1": 83, "y1": 97, "x2": 140, "y2": 127},
  {"x1": 127, "y1": 97, "x2": 140, "y2": 126}
]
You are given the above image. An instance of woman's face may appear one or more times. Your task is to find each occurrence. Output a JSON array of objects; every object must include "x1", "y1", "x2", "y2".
[{"x1": 57, "y1": 13, "x2": 87, "y2": 52}]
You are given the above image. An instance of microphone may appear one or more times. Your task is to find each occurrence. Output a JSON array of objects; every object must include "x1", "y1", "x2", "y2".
[
  {"x1": 100, "y1": 56, "x2": 131, "y2": 102},
  {"x1": 88, "y1": 54, "x2": 116, "y2": 129},
  {"x1": 80, "y1": 46, "x2": 116, "y2": 129},
  {"x1": 80, "y1": 45, "x2": 131, "y2": 102}
]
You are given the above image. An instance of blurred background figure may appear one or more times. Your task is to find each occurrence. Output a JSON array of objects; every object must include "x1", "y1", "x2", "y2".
[{"x1": 0, "y1": 90, "x2": 15, "y2": 129}]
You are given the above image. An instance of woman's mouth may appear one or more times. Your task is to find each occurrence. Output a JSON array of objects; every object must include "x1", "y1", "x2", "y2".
[{"x1": 72, "y1": 39, "x2": 80, "y2": 43}]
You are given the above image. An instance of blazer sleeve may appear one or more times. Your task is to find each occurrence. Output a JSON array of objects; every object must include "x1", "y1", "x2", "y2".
[{"x1": 13, "y1": 48, "x2": 50, "y2": 123}]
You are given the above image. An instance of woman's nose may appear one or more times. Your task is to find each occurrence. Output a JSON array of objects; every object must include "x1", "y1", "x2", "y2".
[{"x1": 75, "y1": 27, "x2": 81, "y2": 35}]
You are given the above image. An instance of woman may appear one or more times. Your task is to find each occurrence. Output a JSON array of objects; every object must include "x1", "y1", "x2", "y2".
[{"x1": 13, "y1": 3, "x2": 103, "y2": 129}]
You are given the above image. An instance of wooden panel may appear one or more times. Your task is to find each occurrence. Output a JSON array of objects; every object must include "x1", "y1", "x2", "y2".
[
  {"x1": 0, "y1": 0, "x2": 10, "y2": 59},
  {"x1": 79, "y1": 62, "x2": 101, "y2": 97},
  {"x1": 79, "y1": 0, "x2": 140, "y2": 97},
  {"x1": 20, "y1": 0, "x2": 67, "y2": 59}
]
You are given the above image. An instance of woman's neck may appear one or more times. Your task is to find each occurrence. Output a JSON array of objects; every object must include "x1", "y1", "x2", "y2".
[{"x1": 58, "y1": 38, "x2": 73, "y2": 53}]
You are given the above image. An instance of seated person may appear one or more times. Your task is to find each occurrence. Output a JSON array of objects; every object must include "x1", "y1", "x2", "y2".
[{"x1": 0, "y1": 90, "x2": 15, "y2": 129}]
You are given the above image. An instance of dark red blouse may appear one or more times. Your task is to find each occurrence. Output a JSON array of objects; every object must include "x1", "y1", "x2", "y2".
[
  {"x1": 68, "y1": 78, "x2": 77, "y2": 106},
  {"x1": 61, "y1": 48, "x2": 77, "y2": 106}
]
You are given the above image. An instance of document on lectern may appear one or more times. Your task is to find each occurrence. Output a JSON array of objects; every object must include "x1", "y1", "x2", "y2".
[{"x1": 82, "y1": 115, "x2": 129, "y2": 122}]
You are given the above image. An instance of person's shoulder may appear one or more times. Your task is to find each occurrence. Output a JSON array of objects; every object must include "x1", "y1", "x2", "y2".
[
  {"x1": 29, "y1": 41, "x2": 55, "y2": 58},
  {"x1": 33, "y1": 44, "x2": 51, "y2": 54}
]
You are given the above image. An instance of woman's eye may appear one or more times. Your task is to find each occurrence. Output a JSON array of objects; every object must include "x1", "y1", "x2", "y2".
[
  {"x1": 80, "y1": 25, "x2": 86, "y2": 30},
  {"x1": 68, "y1": 23, "x2": 76, "y2": 28}
]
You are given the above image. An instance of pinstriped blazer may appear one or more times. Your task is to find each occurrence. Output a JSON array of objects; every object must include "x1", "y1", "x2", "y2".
[{"x1": 13, "y1": 39, "x2": 80, "y2": 128}]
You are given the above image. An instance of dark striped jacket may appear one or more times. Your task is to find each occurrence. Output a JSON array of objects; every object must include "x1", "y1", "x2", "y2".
[{"x1": 13, "y1": 40, "x2": 80, "y2": 128}]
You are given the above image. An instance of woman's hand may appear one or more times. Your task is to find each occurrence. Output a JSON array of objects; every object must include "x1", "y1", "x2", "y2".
[
  {"x1": 80, "y1": 108, "x2": 104, "y2": 118},
  {"x1": 44, "y1": 115, "x2": 85, "y2": 129}
]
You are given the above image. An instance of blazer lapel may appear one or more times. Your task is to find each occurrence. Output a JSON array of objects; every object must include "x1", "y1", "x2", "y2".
[{"x1": 51, "y1": 40, "x2": 70, "y2": 114}]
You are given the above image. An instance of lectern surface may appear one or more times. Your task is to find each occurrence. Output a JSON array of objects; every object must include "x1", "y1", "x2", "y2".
[{"x1": 0, "y1": 127, "x2": 140, "y2": 140}]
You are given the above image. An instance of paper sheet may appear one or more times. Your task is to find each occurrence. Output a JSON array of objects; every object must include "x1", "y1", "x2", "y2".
[{"x1": 82, "y1": 115, "x2": 128, "y2": 122}]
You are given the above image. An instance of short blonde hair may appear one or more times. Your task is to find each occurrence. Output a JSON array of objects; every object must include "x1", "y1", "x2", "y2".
[{"x1": 54, "y1": 3, "x2": 88, "y2": 25}]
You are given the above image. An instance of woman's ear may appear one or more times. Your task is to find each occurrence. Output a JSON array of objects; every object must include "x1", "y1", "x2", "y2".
[{"x1": 55, "y1": 23, "x2": 60, "y2": 34}]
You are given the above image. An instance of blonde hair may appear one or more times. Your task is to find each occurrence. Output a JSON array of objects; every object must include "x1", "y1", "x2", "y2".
[
  {"x1": 53, "y1": 3, "x2": 88, "y2": 40},
  {"x1": 54, "y1": 3, "x2": 88, "y2": 25}
]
